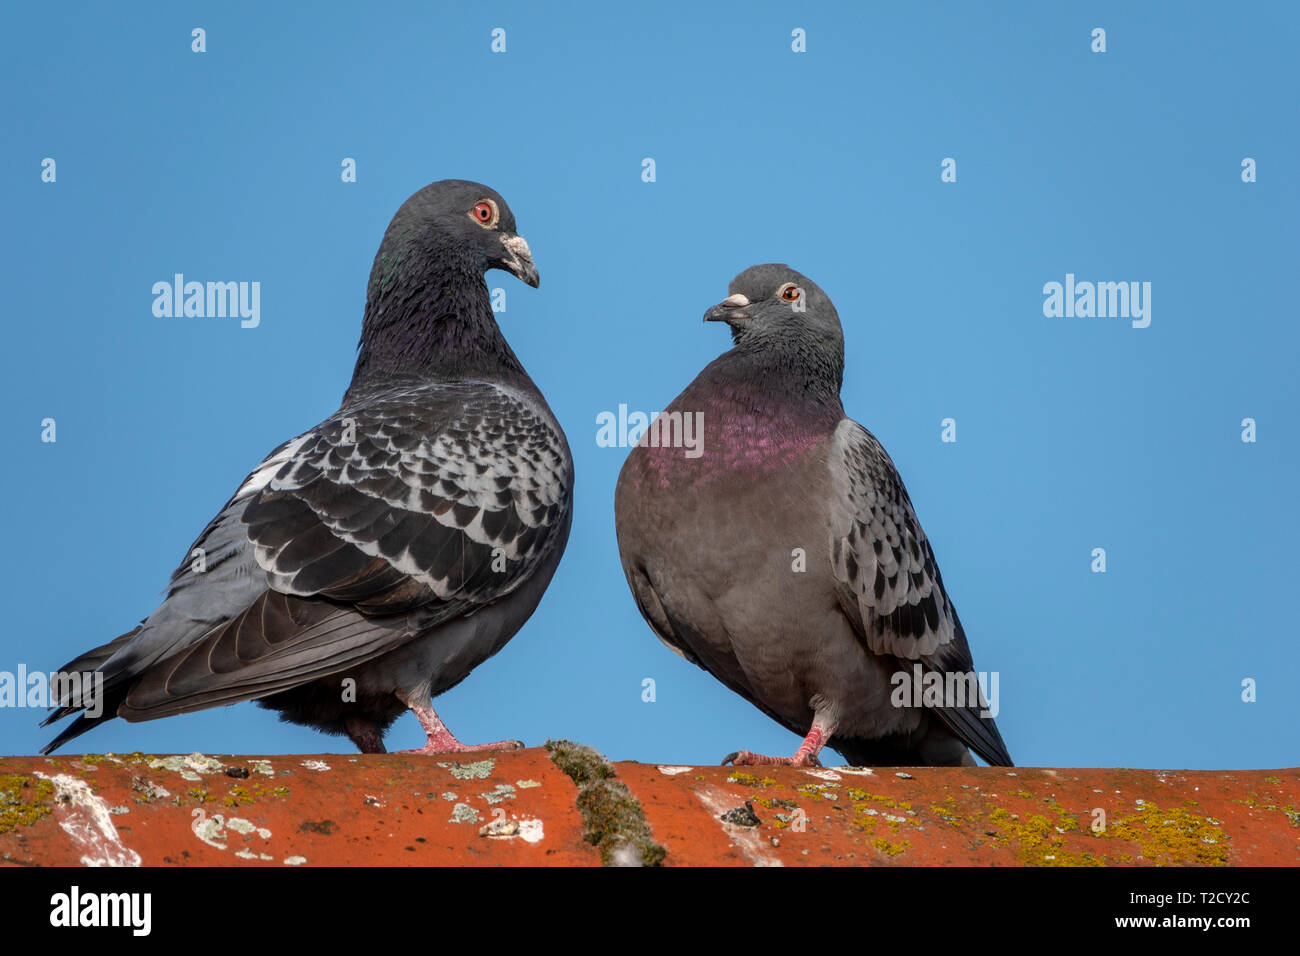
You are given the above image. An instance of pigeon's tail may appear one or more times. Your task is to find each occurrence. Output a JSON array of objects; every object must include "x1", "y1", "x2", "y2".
[
  {"x1": 38, "y1": 627, "x2": 140, "y2": 753},
  {"x1": 932, "y1": 701, "x2": 1015, "y2": 767},
  {"x1": 50, "y1": 628, "x2": 139, "y2": 683},
  {"x1": 40, "y1": 707, "x2": 123, "y2": 755}
]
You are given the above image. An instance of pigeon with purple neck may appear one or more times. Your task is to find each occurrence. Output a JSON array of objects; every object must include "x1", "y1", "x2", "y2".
[{"x1": 615, "y1": 263, "x2": 1012, "y2": 767}]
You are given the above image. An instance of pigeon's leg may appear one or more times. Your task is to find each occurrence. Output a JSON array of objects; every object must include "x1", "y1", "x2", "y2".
[
  {"x1": 723, "y1": 718, "x2": 835, "y2": 767},
  {"x1": 394, "y1": 688, "x2": 524, "y2": 755},
  {"x1": 344, "y1": 715, "x2": 387, "y2": 754}
]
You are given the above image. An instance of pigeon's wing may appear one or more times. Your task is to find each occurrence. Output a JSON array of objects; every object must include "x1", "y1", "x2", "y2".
[
  {"x1": 620, "y1": 562, "x2": 702, "y2": 666},
  {"x1": 86, "y1": 381, "x2": 571, "y2": 722},
  {"x1": 246, "y1": 381, "x2": 570, "y2": 614},
  {"x1": 619, "y1": 560, "x2": 809, "y2": 738},
  {"x1": 43, "y1": 435, "x2": 314, "y2": 724},
  {"x1": 828, "y1": 419, "x2": 1012, "y2": 766}
]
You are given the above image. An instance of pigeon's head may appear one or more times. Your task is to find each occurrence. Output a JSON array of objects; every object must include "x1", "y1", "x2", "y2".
[
  {"x1": 389, "y1": 179, "x2": 539, "y2": 288},
  {"x1": 703, "y1": 263, "x2": 842, "y2": 350}
]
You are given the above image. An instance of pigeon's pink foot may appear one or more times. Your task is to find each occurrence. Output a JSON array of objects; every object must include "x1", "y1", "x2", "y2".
[
  {"x1": 397, "y1": 736, "x2": 524, "y2": 756},
  {"x1": 395, "y1": 692, "x2": 524, "y2": 755},
  {"x1": 722, "y1": 719, "x2": 834, "y2": 768},
  {"x1": 723, "y1": 749, "x2": 822, "y2": 767}
]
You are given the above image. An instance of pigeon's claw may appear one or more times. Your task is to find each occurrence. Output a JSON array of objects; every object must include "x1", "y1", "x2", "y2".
[
  {"x1": 396, "y1": 690, "x2": 524, "y2": 755},
  {"x1": 722, "y1": 720, "x2": 834, "y2": 768},
  {"x1": 398, "y1": 738, "x2": 524, "y2": 756},
  {"x1": 722, "y1": 749, "x2": 821, "y2": 768}
]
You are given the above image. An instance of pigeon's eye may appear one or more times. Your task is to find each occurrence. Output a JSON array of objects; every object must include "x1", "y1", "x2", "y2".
[
  {"x1": 471, "y1": 200, "x2": 499, "y2": 227},
  {"x1": 780, "y1": 284, "x2": 801, "y2": 302}
]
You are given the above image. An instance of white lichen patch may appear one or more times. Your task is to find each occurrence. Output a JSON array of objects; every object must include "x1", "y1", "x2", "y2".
[
  {"x1": 440, "y1": 791, "x2": 458, "y2": 802},
  {"x1": 300, "y1": 760, "x2": 331, "y2": 772},
  {"x1": 248, "y1": 760, "x2": 274, "y2": 776},
  {"x1": 450, "y1": 803, "x2": 481, "y2": 824},
  {"x1": 191, "y1": 812, "x2": 272, "y2": 853},
  {"x1": 480, "y1": 783, "x2": 516, "y2": 804},
  {"x1": 516, "y1": 779, "x2": 542, "y2": 789},
  {"x1": 657, "y1": 766, "x2": 694, "y2": 776},
  {"x1": 226, "y1": 817, "x2": 272, "y2": 839},
  {"x1": 192, "y1": 813, "x2": 228, "y2": 850},
  {"x1": 149, "y1": 752, "x2": 225, "y2": 781},
  {"x1": 838, "y1": 768, "x2": 877, "y2": 776},
  {"x1": 284, "y1": 856, "x2": 307, "y2": 866},
  {"x1": 235, "y1": 849, "x2": 274, "y2": 861},
  {"x1": 131, "y1": 777, "x2": 171, "y2": 800},
  {"x1": 440, "y1": 759, "x2": 495, "y2": 780}
]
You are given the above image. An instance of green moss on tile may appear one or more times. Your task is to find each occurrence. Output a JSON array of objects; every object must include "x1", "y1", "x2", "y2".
[
  {"x1": 546, "y1": 740, "x2": 664, "y2": 867},
  {"x1": 727, "y1": 772, "x2": 778, "y2": 788},
  {"x1": 544, "y1": 739, "x2": 613, "y2": 786},
  {"x1": 1104, "y1": 802, "x2": 1228, "y2": 866},
  {"x1": 872, "y1": 837, "x2": 910, "y2": 857},
  {"x1": 0, "y1": 775, "x2": 55, "y2": 833}
]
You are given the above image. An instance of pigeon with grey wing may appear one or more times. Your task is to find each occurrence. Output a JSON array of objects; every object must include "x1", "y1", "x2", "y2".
[
  {"x1": 615, "y1": 264, "x2": 1011, "y2": 767},
  {"x1": 43, "y1": 179, "x2": 573, "y2": 755}
]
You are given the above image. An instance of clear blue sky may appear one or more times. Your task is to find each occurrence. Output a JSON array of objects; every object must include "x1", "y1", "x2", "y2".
[{"x1": 2, "y1": 2, "x2": 1296, "y2": 769}]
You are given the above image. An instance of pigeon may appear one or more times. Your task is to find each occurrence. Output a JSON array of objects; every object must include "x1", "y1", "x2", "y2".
[
  {"x1": 43, "y1": 179, "x2": 573, "y2": 755},
  {"x1": 614, "y1": 264, "x2": 1012, "y2": 767}
]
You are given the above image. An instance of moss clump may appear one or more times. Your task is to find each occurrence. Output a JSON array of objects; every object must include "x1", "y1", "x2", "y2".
[
  {"x1": 727, "y1": 772, "x2": 777, "y2": 788},
  {"x1": 845, "y1": 790, "x2": 912, "y2": 811},
  {"x1": 545, "y1": 740, "x2": 664, "y2": 867},
  {"x1": 573, "y1": 781, "x2": 666, "y2": 866},
  {"x1": 987, "y1": 806, "x2": 1093, "y2": 866},
  {"x1": 1105, "y1": 802, "x2": 1228, "y2": 866},
  {"x1": 752, "y1": 796, "x2": 797, "y2": 811},
  {"x1": 795, "y1": 783, "x2": 837, "y2": 802},
  {"x1": 545, "y1": 739, "x2": 614, "y2": 786},
  {"x1": 0, "y1": 775, "x2": 55, "y2": 833},
  {"x1": 872, "y1": 837, "x2": 910, "y2": 857},
  {"x1": 929, "y1": 803, "x2": 961, "y2": 825}
]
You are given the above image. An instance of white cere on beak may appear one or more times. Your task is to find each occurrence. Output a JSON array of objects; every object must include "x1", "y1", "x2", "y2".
[
  {"x1": 504, "y1": 234, "x2": 533, "y2": 262},
  {"x1": 721, "y1": 293, "x2": 750, "y2": 307}
]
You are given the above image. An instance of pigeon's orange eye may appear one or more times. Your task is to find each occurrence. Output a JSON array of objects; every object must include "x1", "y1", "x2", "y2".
[
  {"x1": 781, "y1": 285, "x2": 800, "y2": 301},
  {"x1": 471, "y1": 200, "x2": 498, "y2": 227}
]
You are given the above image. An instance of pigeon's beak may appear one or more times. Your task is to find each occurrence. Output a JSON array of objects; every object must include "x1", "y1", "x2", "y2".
[
  {"x1": 703, "y1": 293, "x2": 751, "y2": 325},
  {"x1": 500, "y1": 234, "x2": 540, "y2": 288}
]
